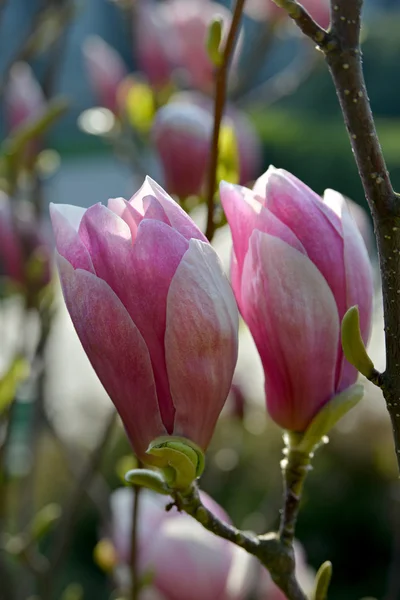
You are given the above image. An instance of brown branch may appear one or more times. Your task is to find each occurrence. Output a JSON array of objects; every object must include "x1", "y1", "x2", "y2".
[
  {"x1": 270, "y1": 0, "x2": 330, "y2": 46},
  {"x1": 176, "y1": 485, "x2": 307, "y2": 600},
  {"x1": 270, "y1": 0, "x2": 400, "y2": 472},
  {"x1": 205, "y1": 0, "x2": 246, "y2": 241}
]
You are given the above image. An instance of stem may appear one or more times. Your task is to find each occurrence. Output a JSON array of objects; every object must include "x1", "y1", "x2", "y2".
[
  {"x1": 271, "y1": 0, "x2": 400, "y2": 473},
  {"x1": 130, "y1": 479, "x2": 141, "y2": 600},
  {"x1": 279, "y1": 436, "x2": 312, "y2": 546},
  {"x1": 204, "y1": 0, "x2": 246, "y2": 241},
  {"x1": 176, "y1": 485, "x2": 307, "y2": 600}
]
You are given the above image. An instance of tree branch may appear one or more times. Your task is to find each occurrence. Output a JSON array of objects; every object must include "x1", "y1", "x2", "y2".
[
  {"x1": 205, "y1": 0, "x2": 246, "y2": 241},
  {"x1": 175, "y1": 485, "x2": 307, "y2": 600}
]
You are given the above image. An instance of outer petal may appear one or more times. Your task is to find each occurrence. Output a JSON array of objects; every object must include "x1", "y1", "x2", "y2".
[
  {"x1": 130, "y1": 177, "x2": 207, "y2": 242},
  {"x1": 324, "y1": 190, "x2": 374, "y2": 390},
  {"x1": 50, "y1": 203, "x2": 94, "y2": 272},
  {"x1": 56, "y1": 253, "x2": 166, "y2": 458},
  {"x1": 80, "y1": 208, "x2": 189, "y2": 433},
  {"x1": 165, "y1": 239, "x2": 238, "y2": 449},
  {"x1": 241, "y1": 231, "x2": 339, "y2": 431},
  {"x1": 257, "y1": 168, "x2": 347, "y2": 323},
  {"x1": 220, "y1": 181, "x2": 305, "y2": 286}
]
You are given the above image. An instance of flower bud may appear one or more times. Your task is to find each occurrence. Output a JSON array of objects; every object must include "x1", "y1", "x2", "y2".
[
  {"x1": 154, "y1": 91, "x2": 261, "y2": 195},
  {"x1": 83, "y1": 36, "x2": 128, "y2": 113},
  {"x1": 50, "y1": 177, "x2": 238, "y2": 462},
  {"x1": 152, "y1": 102, "x2": 214, "y2": 198},
  {"x1": 220, "y1": 167, "x2": 373, "y2": 432},
  {"x1": 109, "y1": 487, "x2": 255, "y2": 599}
]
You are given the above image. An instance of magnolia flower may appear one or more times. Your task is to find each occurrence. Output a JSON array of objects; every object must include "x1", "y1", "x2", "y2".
[
  {"x1": 220, "y1": 167, "x2": 373, "y2": 431},
  {"x1": 50, "y1": 178, "x2": 238, "y2": 461}
]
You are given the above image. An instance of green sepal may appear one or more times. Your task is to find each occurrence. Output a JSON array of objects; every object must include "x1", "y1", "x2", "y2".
[
  {"x1": 341, "y1": 306, "x2": 375, "y2": 379},
  {"x1": 206, "y1": 16, "x2": 224, "y2": 67},
  {"x1": 313, "y1": 561, "x2": 333, "y2": 600},
  {"x1": 125, "y1": 469, "x2": 170, "y2": 495},
  {"x1": 291, "y1": 383, "x2": 364, "y2": 455},
  {"x1": 146, "y1": 436, "x2": 205, "y2": 490}
]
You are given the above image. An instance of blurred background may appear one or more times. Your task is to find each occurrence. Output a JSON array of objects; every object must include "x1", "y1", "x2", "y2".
[{"x1": 0, "y1": 0, "x2": 399, "y2": 599}]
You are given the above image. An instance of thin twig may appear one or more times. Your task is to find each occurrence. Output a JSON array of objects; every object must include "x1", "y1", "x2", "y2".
[{"x1": 204, "y1": 0, "x2": 246, "y2": 241}]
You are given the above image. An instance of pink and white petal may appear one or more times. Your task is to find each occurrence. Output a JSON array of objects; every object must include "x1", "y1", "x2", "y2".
[
  {"x1": 50, "y1": 203, "x2": 95, "y2": 272},
  {"x1": 56, "y1": 253, "x2": 165, "y2": 459},
  {"x1": 254, "y1": 167, "x2": 342, "y2": 235},
  {"x1": 142, "y1": 194, "x2": 171, "y2": 224},
  {"x1": 126, "y1": 219, "x2": 189, "y2": 432},
  {"x1": 220, "y1": 181, "x2": 305, "y2": 281},
  {"x1": 241, "y1": 231, "x2": 339, "y2": 432},
  {"x1": 338, "y1": 202, "x2": 374, "y2": 391},
  {"x1": 131, "y1": 176, "x2": 207, "y2": 242},
  {"x1": 107, "y1": 196, "x2": 143, "y2": 240},
  {"x1": 78, "y1": 203, "x2": 133, "y2": 284},
  {"x1": 260, "y1": 167, "x2": 347, "y2": 321},
  {"x1": 166, "y1": 239, "x2": 238, "y2": 449}
]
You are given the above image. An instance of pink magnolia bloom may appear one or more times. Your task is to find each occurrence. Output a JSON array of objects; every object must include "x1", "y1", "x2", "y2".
[
  {"x1": 220, "y1": 167, "x2": 373, "y2": 432},
  {"x1": 134, "y1": 0, "x2": 237, "y2": 92},
  {"x1": 83, "y1": 36, "x2": 128, "y2": 113},
  {"x1": 50, "y1": 178, "x2": 238, "y2": 459},
  {"x1": 110, "y1": 488, "x2": 256, "y2": 600}
]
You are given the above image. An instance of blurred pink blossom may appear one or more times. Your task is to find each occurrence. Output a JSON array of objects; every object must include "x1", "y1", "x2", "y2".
[
  {"x1": 83, "y1": 36, "x2": 128, "y2": 113},
  {"x1": 0, "y1": 193, "x2": 52, "y2": 302},
  {"x1": 134, "y1": 0, "x2": 238, "y2": 92},
  {"x1": 154, "y1": 91, "x2": 261, "y2": 195},
  {"x1": 110, "y1": 487, "x2": 256, "y2": 599},
  {"x1": 4, "y1": 62, "x2": 46, "y2": 132}
]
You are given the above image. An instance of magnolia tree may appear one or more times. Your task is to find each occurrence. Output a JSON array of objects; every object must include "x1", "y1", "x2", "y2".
[{"x1": 0, "y1": 0, "x2": 398, "y2": 599}]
